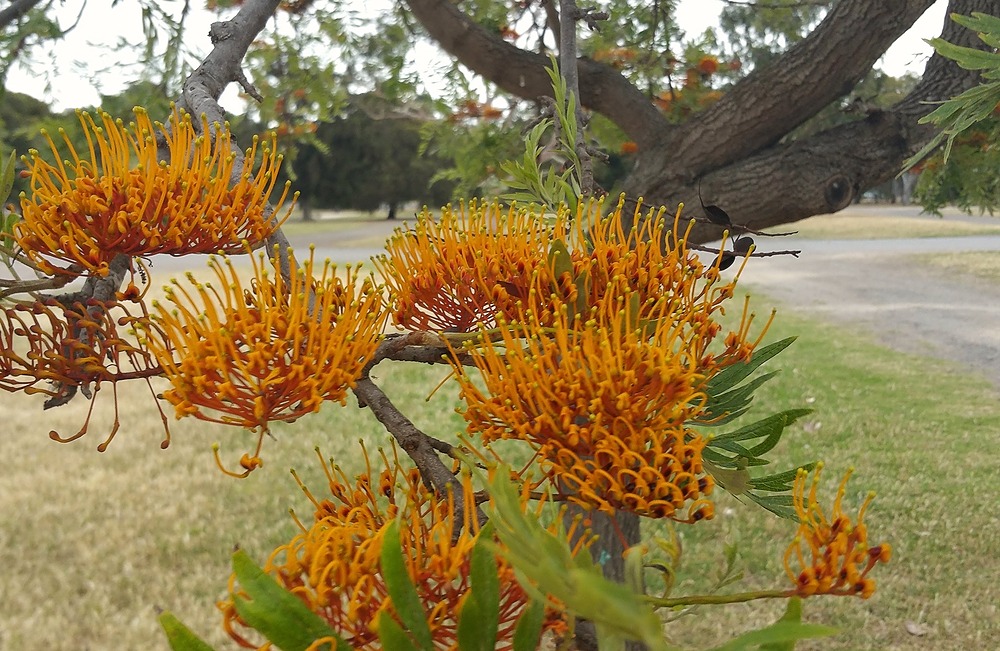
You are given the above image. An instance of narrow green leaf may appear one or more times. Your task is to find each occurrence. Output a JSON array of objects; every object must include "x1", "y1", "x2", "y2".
[
  {"x1": 377, "y1": 610, "x2": 421, "y2": 651},
  {"x1": 748, "y1": 463, "x2": 817, "y2": 493},
  {"x1": 0, "y1": 150, "x2": 16, "y2": 203},
  {"x1": 380, "y1": 520, "x2": 434, "y2": 651},
  {"x1": 759, "y1": 598, "x2": 804, "y2": 651},
  {"x1": 705, "y1": 620, "x2": 836, "y2": 651},
  {"x1": 511, "y1": 600, "x2": 546, "y2": 651},
  {"x1": 457, "y1": 525, "x2": 501, "y2": 651},
  {"x1": 746, "y1": 492, "x2": 797, "y2": 519},
  {"x1": 158, "y1": 612, "x2": 218, "y2": 651},
  {"x1": 706, "y1": 337, "x2": 796, "y2": 395},
  {"x1": 231, "y1": 550, "x2": 346, "y2": 651},
  {"x1": 549, "y1": 239, "x2": 573, "y2": 281},
  {"x1": 701, "y1": 371, "x2": 780, "y2": 421},
  {"x1": 930, "y1": 37, "x2": 1000, "y2": 70},
  {"x1": 712, "y1": 409, "x2": 812, "y2": 445}
]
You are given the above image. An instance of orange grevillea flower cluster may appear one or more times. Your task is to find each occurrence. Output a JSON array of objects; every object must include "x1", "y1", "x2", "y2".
[
  {"x1": 458, "y1": 301, "x2": 716, "y2": 522},
  {"x1": 450, "y1": 199, "x2": 765, "y2": 521},
  {"x1": 784, "y1": 465, "x2": 891, "y2": 599},
  {"x1": 14, "y1": 106, "x2": 293, "y2": 277},
  {"x1": 0, "y1": 291, "x2": 168, "y2": 449},
  {"x1": 375, "y1": 200, "x2": 569, "y2": 332},
  {"x1": 220, "y1": 446, "x2": 562, "y2": 650},
  {"x1": 575, "y1": 198, "x2": 761, "y2": 366},
  {"x1": 143, "y1": 247, "x2": 387, "y2": 435}
]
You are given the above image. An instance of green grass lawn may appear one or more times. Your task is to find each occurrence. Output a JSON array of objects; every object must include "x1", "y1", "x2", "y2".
[{"x1": 2, "y1": 296, "x2": 997, "y2": 649}]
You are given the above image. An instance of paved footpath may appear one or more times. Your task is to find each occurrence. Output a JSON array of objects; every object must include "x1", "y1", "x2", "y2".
[{"x1": 736, "y1": 207, "x2": 1000, "y2": 388}]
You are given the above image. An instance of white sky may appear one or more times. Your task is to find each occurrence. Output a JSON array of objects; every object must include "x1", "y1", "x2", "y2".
[{"x1": 6, "y1": 0, "x2": 949, "y2": 112}]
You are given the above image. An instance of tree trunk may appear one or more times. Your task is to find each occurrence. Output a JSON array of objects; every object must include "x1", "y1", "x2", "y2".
[{"x1": 404, "y1": 0, "x2": 996, "y2": 243}]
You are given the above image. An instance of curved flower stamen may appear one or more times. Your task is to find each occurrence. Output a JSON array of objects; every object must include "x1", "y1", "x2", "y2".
[
  {"x1": 15, "y1": 106, "x2": 294, "y2": 276},
  {"x1": 143, "y1": 246, "x2": 387, "y2": 435},
  {"x1": 783, "y1": 465, "x2": 891, "y2": 599}
]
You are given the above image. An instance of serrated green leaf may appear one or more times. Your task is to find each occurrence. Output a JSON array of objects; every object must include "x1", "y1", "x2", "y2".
[
  {"x1": 457, "y1": 524, "x2": 501, "y2": 651},
  {"x1": 511, "y1": 600, "x2": 546, "y2": 651},
  {"x1": 231, "y1": 550, "x2": 345, "y2": 651},
  {"x1": 380, "y1": 520, "x2": 434, "y2": 651},
  {"x1": 158, "y1": 612, "x2": 218, "y2": 651}
]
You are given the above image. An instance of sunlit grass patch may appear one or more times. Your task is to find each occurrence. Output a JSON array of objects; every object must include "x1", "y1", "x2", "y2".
[
  {"x1": 788, "y1": 213, "x2": 1000, "y2": 239},
  {"x1": 913, "y1": 250, "x2": 1000, "y2": 284}
]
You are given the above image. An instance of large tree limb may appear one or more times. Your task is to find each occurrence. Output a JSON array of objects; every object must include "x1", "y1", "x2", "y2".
[
  {"x1": 402, "y1": 0, "x2": 668, "y2": 144},
  {"x1": 663, "y1": 0, "x2": 936, "y2": 176},
  {"x1": 0, "y1": 0, "x2": 43, "y2": 32},
  {"x1": 628, "y1": 0, "x2": 996, "y2": 243}
]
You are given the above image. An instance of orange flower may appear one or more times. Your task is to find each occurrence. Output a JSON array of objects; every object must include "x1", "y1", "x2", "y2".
[
  {"x1": 15, "y1": 106, "x2": 293, "y2": 277},
  {"x1": 143, "y1": 247, "x2": 386, "y2": 434},
  {"x1": 576, "y1": 196, "x2": 764, "y2": 367},
  {"x1": 220, "y1": 446, "x2": 563, "y2": 649},
  {"x1": 0, "y1": 293, "x2": 167, "y2": 449},
  {"x1": 696, "y1": 55, "x2": 719, "y2": 75},
  {"x1": 783, "y1": 465, "x2": 891, "y2": 599},
  {"x1": 375, "y1": 201, "x2": 569, "y2": 332},
  {"x1": 457, "y1": 299, "x2": 716, "y2": 522}
]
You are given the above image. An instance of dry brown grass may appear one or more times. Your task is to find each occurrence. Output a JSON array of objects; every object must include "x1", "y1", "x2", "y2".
[
  {"x1": 914, "y1": 250, "x2": 1000, "y2": 284},
  {"x1": 788, "y1": 213, "x2": 1000, "y2": 240}
]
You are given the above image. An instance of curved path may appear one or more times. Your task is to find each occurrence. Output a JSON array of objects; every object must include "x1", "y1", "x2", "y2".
[{"x1": 737, "y1": 208, "x2": 1000, "y2": 387}]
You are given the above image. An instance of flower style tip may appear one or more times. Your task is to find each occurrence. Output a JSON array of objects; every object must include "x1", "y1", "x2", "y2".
[
  {"x1": 14, "y1": 106, "x2": 293, "y2": 277},
  {"x1": 783, "y1": 465, "x2": 890, "y2": 599}
]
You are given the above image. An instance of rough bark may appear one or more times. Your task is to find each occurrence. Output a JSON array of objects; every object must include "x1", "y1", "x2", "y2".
[{"x1": 404, "y1": 0, "x2": 996, "y2": 243}]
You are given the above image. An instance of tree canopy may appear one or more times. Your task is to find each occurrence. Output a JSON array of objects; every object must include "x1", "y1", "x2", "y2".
[{"x1": 2, "y1": 1, "x2": 995, "y2": 234}]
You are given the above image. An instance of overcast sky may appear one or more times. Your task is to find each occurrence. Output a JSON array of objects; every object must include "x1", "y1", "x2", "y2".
[{"x1": 7, "y1": 0, "x2": 949, "y2": 112}]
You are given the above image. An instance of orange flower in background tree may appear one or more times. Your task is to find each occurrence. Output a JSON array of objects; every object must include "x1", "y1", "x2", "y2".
[
  {"x1": 784, "y1": 465, "x2": 891, "y2": 599},
  {"x1": 375, "y1": 201, "x2": 569, "y2": 332},
  {"x1": 220, "y1": 445, "x2": 563, "y2": 650},
  {"x1": 14, "y1": 106, "x2": 294, "y2": 277},
  {"x1": 143, "y1": 246, "x2": 387, "y2": 435},
  {"x1": 696, "y1": 55, "x2": 719, "y2": 75}
]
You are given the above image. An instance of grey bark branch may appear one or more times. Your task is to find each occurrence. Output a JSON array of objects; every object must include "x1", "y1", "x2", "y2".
[
  {"x1": 0, "y1": 0, "x2": 43, "y2": 31},
  {"x1": 178, "y1": 0, "x2": 293, "y2": 280},
  {"x1": 558, "y1": 0, "x2": 596, "y2": 197}
]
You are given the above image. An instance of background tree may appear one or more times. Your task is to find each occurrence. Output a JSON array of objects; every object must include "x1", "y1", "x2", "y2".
[
  {"x1": 291, "y1": 106, "x2": 455, "y2": 219},
  {"x1": 398, "y1": 0, "x2": 994, "y2": 242}
]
